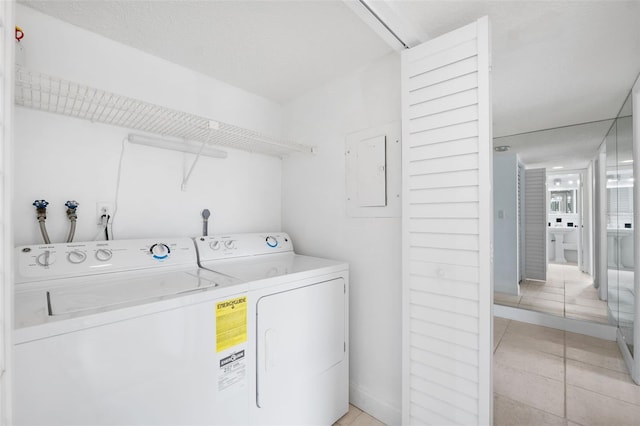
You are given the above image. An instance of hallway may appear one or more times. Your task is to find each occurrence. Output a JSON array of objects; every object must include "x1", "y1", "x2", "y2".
[
  {"x1": 494, "y1": 317, "x2": 639, "y2": 425},
  {"x1": 494, "y1": 264, "x2": 608, "y2": 323}
]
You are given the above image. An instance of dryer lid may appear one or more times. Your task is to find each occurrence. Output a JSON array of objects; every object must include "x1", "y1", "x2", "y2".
[{"x1": 200, "y1": 252, "x2": 346, "y2": 283}]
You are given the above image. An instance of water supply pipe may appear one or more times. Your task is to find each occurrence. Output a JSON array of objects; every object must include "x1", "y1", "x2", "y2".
[
  {"x1": 65, "y1": 200, "x2": 79, "y2": 243},
  {"x1": 202, "y1": 209, "x2": 210, "y2": 236},
  {"x1": 33, "y1": 199, "x2": 51, "y2": 244}
]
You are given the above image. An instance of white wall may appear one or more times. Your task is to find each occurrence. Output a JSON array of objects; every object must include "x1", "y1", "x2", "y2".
[
  {"x1": 494, "y1": 153, "x2": 519, "y2": 294},
  {"x1": 281, "y1": 53, "x2": 401, "y2": 425},
  {"x1": 14, "y1": 5, "x2": 284, "y2": 245},
  {"x1": 1, "y1": 2, "x2": 14, "y2": 424}
]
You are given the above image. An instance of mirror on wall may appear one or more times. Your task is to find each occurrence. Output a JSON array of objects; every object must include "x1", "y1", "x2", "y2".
[
  {"x1": 493, "y1": 121, "x2": 609, "y2": 322},
  {"x1": 607, "y1": 92, "x2": 634, "y2": 354},
  {"x1": 493, "y1": 97, "x2": 636, "y2": 329},
  {"x1": 492, "y1": 77, "x2": 638, "y2": 362},
  {"x1": 550, "y1": 189, "x2": 577, "y2": 214}
]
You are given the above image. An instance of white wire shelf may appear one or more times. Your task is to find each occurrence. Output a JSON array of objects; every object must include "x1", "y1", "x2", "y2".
[{"x1": 14, "y1": 67, "x2": 313, "y2": 157}]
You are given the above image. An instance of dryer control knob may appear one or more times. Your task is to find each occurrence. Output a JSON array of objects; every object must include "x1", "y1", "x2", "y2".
[
  {"x1": 95, "y1": 248, "x2": 113, "y2": 262},
  {"x1": 209, "y1": 240, "x2": 220, "y2": 250},
  {"x1": 150, "y1": 243, "x2": 170, "y2": 260},
  {"x1": 36, "y1": 250, "x2": 56, "y2": 267},
  {"x1": 67, "y1": 250, "x2": 87, "y2": 264},
  {"x1": 224, "y1": 240, "x2": 235, "y2": 249},
  {"x1": 266, "y1": 236, "x2": 278, "y2": 248}
]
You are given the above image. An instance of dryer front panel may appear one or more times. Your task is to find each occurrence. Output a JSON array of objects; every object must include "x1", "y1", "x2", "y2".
[{"x1": 255, "y1": 278, "x2": 347, "y2": 423}]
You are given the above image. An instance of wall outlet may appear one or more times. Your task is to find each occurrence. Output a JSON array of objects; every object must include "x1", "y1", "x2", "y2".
[{"x1": 96, "y1": 202, "x2": 114, "y2": 225}]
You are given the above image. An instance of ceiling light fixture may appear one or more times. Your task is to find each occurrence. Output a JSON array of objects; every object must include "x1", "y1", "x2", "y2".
[
  {"x1": 552, "y1": 166, "x2": 564, "y2": 170},
  {"x1": 494, "y1": 145, "x2": 510, "y2": 152},
  {"x1": 622, "y1": 159, "x2": 634, "y2": 164}
]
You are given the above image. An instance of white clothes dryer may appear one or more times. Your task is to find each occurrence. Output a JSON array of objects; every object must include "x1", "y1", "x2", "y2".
[
  {"x1": 194, "y1": 232, "x2": 349, "y2": 426},
  {"x1": 14, "y1": 238, "x2": 250, "y2": 426}
]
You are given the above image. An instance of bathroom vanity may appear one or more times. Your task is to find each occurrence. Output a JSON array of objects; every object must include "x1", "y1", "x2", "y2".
[{"x1": 548, "y1": 226, "x2": 578, "y2": 263}]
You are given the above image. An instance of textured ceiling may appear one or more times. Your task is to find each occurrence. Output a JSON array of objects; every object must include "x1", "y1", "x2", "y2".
[
  {"x1": 17, "y1": 0, "x2": 640, "y2": 169},
  {"x1": 393, "y1": 0, "x2": 640, "y2": 138},
  {"x1": 19, "y1": 0, "x2": 393, "y2": 103}
]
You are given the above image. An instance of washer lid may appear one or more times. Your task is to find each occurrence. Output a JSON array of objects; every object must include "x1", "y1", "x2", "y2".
[
  {"x1": 48, "y1": 271, "x2": 217, "y2": 316},
  {"x1": 200, "y1": 252, "x2": 347, "y2": 283},
  {"x1": 14, "y1": 268, "x2": 236, "y2": 329}
]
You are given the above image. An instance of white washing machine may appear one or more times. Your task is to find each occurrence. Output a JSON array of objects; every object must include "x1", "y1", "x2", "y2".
[
  {"x1": 194, "y1": 232, "x2": 349, "y2": 426},
  {"x1": 14, "y1": 238, "x2": 250, "y2": 426}
]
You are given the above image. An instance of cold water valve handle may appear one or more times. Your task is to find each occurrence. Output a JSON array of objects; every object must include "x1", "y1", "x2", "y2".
[
  {"x1": 32, "y1": 199, "x2": 51, "y2": 244},
  {"x1": 64, "y1": 200, "x2": 79, "y2": 243},
  {"x1": 64, "y1": 200, "x2": 79, "y2": 210},
  {"x1": 65, "y1": 200, "x2": 79, "y2": 220},
  {"x1": 33, "y1": 199, "x2": 49, "y2": 211}
]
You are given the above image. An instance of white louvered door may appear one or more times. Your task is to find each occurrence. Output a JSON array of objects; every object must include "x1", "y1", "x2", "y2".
[
  {"x1": 524, "y1": 169, "x2": 547, "y2": 280},
  {"x1": 401, "y1": 17, "x2": 492, "y2": 425}
]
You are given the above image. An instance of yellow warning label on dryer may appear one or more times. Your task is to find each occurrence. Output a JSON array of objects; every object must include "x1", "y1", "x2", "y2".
[{"x1": 216, "y1": 296, "x2": 247, "y2": 352}]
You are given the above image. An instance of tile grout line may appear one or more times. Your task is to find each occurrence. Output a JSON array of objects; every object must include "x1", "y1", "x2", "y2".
[
  {"x1": 563, "y1": 377, "x2": 640, "y2": 409},
  {"x1": 494, "y1": 318, "x2": 511, "y2": 353},
  {"x1": 508, "y1": 264, "x2": 607, "y2": 322},
  {"x1": 494, "y1": 392, "x2": 568, "y2": 422},
  {"x1": 495, "y1": 313, "x2": 635, "y2": 425}
]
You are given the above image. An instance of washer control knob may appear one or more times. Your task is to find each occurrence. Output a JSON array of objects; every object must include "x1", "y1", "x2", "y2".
[
  {"x1": 36, "y1": 250, "x2": 56, "y2": 267},
  {"x1": 95, "y1": 248, "x2": 113, "y2": 262},
  {"x1": 224, "y1": 240, "x2": 235, "y2": 249},
  {"x1": 67, "y1": 250, "x2": 87, "y2": 264},
  {"x1": 266, "y1": 236, "x2": 278, "y2": 248},
  {"x1": 150, "y1": 243, "x2": 170, "y2": 260},
  {"x1": 209, "y1": 240, "x2": 220, "y2": 250}
]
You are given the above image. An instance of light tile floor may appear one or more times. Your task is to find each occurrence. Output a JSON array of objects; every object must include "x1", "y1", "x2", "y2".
[
  {"x1": 334, "y1": 405, "x2": 385, "y2": 426},
  {"x1": 334, "y1": 317, "x2": 634, "y2": 426},
  {"x1": 495, "y1": 263, "x2": 609, "y2": 323},
  {"x1": 494, "y1": 317, "x2": 640, "y2": 425}
]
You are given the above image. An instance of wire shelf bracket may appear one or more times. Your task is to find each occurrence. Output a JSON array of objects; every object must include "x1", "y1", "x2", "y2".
[{"x1": 14, "y1": 67, "x2": 314, "y2": 157}]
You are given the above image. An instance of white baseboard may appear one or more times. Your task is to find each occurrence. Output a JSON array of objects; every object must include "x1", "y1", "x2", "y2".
[
  {"x1": 349, "y1": 382, "x2": 401, "y2": 426},
  {"x1": 494, "y1": 304, "x2": 617, "y2": 340}
]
